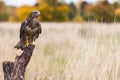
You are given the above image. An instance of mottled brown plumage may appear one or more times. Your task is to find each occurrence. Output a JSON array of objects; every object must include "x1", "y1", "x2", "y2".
[{"x1": 14, "y1": 10, "x2": 42, "y2": 50}]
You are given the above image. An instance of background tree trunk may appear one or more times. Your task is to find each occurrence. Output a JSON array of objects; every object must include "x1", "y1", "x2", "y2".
[{"x1": 2, "y1": 45, "x2": 35, "y2": 80}]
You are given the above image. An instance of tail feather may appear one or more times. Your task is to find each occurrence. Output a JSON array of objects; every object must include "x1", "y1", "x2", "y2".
[{"x1": 14, "y1": 40, "x2": 25, "y2": 50}]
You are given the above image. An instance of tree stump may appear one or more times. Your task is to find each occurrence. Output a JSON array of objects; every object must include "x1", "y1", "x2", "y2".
[{"x1": 2, "y1": 45, "x2": 35, "y2": 80}]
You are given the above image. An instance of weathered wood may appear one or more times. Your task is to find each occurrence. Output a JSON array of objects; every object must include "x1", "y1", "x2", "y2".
[
  {"x1": 3, "y1": 61, "x2": 14, "y2": 80},
  {"x1": 3, "y1": 45, "x2": 35, "y2": 80}
]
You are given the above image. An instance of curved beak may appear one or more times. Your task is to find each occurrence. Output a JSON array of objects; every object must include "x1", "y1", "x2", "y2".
[{"x1": 37, "y1": 12, "x2": 40, "y2": 16}]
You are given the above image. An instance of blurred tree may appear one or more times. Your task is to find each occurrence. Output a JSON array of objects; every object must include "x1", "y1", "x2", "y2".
[
  {"x1": 3, "y1": 0, "x2": 120, "y2": 22},
  {"x1": 115, "y1": 8, "x2": 120, "y2": 15},
  {"x1": 0, "y1": 1, "x2": 8, "y2": 21},
  {"x1": 36, "y1": 3, "x2": 54, "y2": 21},
  {"x1": 83, "y1": 4, "x2": 94, "y2": 21},
  {"x1": 115, "y1": 8, "x2": 120, "y2": 22},
  {"x1": 92, "y1": 1, "x2": 115, "y2": 22},
  {"x1": 113, "y1": 2, "x2": 120, "y2": 9},
  {"x1": 81, "y1": 0, "x2": 115, "y2": 22},
  {"x1": 80, "y1": 1, "x2": 88, "y2": 16},
  {"x1": 100, "y1": 0, "x2": 109, "y2": 5},
  {"x1": 0, "y1": 1, "x2": 6, "y2": 13},
  {"x1": 15, "y1": 5, "x2": 35, "y2": 21},
  {"x1": 68, "y1": 2, "x2": 77, "y2": 20},
  {"x1": 37, "y1": 0, "x2": 57, "y2": 6},
  {"x1": 54, "y1": 3, "x2": 69, "y2": 21},
  {"x1": 36, "y1": 0, "x2": 69, "y2": 21},
  {"x1": 0, "y1": 13, "x2": 8, "y2": 21}
]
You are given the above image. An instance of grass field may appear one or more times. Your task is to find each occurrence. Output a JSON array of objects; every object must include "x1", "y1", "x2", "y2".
[{"x1": 0, "y1": 22, "x2": 120, "y2": 80}]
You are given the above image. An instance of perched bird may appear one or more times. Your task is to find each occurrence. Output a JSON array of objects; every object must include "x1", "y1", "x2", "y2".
[{"x1": 14, "y1": 10, "x2": 42, "y2": 50}]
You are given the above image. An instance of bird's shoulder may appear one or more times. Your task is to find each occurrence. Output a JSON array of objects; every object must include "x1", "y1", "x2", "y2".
[
  {"x1": 22, "y1": 20, "x2": 28, "y2": 26},
  {"x1": 20, "y1": 20, "x2": 28, "y2": 32}
]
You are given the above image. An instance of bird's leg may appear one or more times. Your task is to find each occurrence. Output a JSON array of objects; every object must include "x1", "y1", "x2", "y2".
[{"x1": 25, "y1": 40, "x2": 29, "y2": 47}]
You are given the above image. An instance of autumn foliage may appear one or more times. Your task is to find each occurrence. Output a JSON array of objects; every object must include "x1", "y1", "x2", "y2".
[
  {"x1": 13, "y1": 1, "x2": 69, "y2": 22},
  {"x1": 0, "y1": 0, "x2": 120, "y2": 22}
]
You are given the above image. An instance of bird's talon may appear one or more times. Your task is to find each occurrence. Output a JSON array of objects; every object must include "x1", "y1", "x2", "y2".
[
  {"x1": 25, "y1": 43, "x2": 29, "y2": 47},
  {"x1": 25, "y1": 40, "x2": 29, "y2": 47},
  {"x1": 32, "y1": 41, "x2": 35, "y2": 45}
]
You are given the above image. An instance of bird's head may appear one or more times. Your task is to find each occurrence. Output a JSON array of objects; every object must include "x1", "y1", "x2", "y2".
[{"x1": 29, "y1": 10, "x2": 40, "y2": 19}]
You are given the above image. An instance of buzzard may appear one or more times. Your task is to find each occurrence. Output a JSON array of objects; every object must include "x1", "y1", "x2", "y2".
[{"x1": 14, "y1": 10, "x2": 42, "y2": 50}]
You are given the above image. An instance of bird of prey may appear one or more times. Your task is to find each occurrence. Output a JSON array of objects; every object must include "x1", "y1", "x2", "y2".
[{"x1": 14, "y1": 10, "x2": 42, "y2": 50}]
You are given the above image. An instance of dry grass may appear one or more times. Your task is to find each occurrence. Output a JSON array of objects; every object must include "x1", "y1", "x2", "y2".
[{"x1": 0, "y1": 22, "x2": 120, "y2": 80}]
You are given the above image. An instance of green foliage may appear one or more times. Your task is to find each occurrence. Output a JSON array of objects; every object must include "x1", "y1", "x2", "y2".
[
  {"x1": 0, "y1": 1, "x2": 9, "y2": 21},
  {"x1": 68, "y1": 2, "x2": 77, "y2": 20},
  {"x1": 80, "y1": 1, "x2": 88, "y2": 16},
  {"x1": 0, "y1": 13, "x2": 8, "y2": 21}
]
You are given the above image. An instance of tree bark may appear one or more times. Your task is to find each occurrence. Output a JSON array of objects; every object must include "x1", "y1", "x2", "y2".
[{"x1": 2, "y1": 45, "x2": 35, "y2": 80}]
